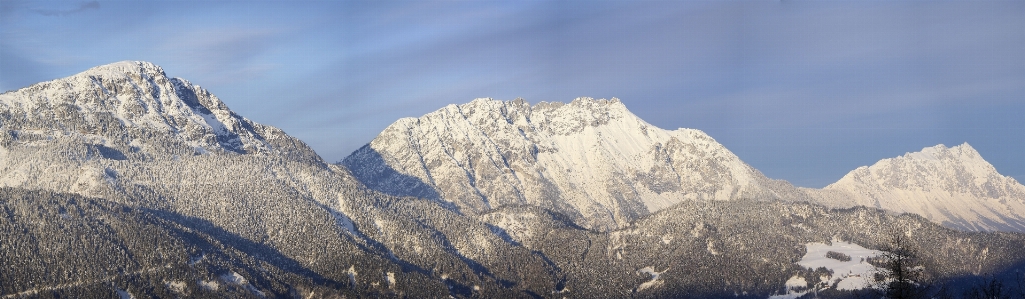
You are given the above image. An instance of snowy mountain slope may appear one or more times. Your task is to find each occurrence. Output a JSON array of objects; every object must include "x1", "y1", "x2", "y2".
[
  {"x1": 0, "y1": 61, "x2": 337, "y2": 207},
  {"x1": 0, "y1": 61, "x2": 319, "y2": 163},
  {"x1": 342, "y1": 97, "x2": 808, "y2": 231},
  {"x1": 5, "y1": 61, "x2": 1025, "y2": 297},
  {"x1": 0, "y1": 62, "x2": 603, "y2": 297},
  {"x1": 804, "y1": 143, "x2": 1025, "y2": 232},
  {"x1": 0, "y1": 62, "x2": 439, "y2": 295}
]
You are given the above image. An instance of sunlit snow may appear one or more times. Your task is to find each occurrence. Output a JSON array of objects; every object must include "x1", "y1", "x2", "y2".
[
  {"x1": 799, "y1": 240, "x2": 882, "y2": 290},
  {"x1": 771, "y1": 240, "x2": 884, "y2": 299},
  {"x1": 768, "y1": 276, "x2": 808, "y2": 299},
  {"x1": 635, "y1": 266, "x2": 668, "y2": 292}
]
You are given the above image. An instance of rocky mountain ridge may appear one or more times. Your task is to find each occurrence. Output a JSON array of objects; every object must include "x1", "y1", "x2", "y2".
[
  {"x1": 0, "y1": 61, "x2": 318, "y2": 163},
  {"x1": 342, "y1": 97, "x2": 807, "y2": 231},
  {"x1": 805, "y1": 143, "x2": 1025, "y2": 231},
  {"x1": 348, "y1": 98, "x2": 1025, "y2": 233},
  {"x1": 0, "y1": 62, "x2": 476, "y2": 296}
]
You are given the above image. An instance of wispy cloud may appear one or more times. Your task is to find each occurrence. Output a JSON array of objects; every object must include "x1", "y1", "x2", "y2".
[
  {"x1": 152, "y1": 26, "x2": 287, "y2": 85},
  {"x1": 30, "y1": 1, "x2": 99, "y2": 17}
]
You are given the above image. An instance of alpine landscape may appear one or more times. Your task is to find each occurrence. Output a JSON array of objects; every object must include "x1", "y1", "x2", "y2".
[
  {"x1": 2, "y1": 1, "x2": 1024, "y2": 298},
  {"x1": 2, "y1": 61, "x2": 1024, "y2": 298}
]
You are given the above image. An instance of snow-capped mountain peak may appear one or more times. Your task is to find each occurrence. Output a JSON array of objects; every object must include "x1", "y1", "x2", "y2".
[
  {"x1": 813, "y1": 143, "x2": 1025, "y2": 231},
  {"x1": 901, "y1": 143, "x2": 984, "y2": 164},
  {"x1": 0, "y1": 61, "x2": 327, "y2": 187},
  {"x1": 0, "y1": 61, "x2": 299, "y2": 157},
  {"x1": 828, "y1": 143, "x2": 1019, "y2": 197},
  {"x1": 343, "y1": 97, "x2": 805, "y2": 231},
  {"x1": 78, "y1": 60, "x2": 168, "y2": 79}
]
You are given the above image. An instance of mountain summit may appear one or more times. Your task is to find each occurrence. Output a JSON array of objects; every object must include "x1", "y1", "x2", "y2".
[
  {"x1": 342, "y1": 97, "x2": 806, "y2": 230},
  {"x1": 0, "y1": 61, "x2": 318, "y2": 162},
  {"x1": 807, "y1": 143, "x2": 1025, "y2": 231}
]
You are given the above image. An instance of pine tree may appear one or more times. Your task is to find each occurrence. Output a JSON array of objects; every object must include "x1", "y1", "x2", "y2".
[{"x1": 872, "y1": 232, "x2": 931, "y2": 299}]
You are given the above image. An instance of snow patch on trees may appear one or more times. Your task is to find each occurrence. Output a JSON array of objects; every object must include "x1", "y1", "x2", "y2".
[
  {"x1": 347, "y1": 265, "x2": 357, "y2": 287},
  {"x1": 385, "y1": 272, "x2": 396, "y2": 289},
  {"x1": 116, "y1": 288, "x2": 134, "y2": 299},
  {"x1": 164, "y1": 281, "x2": 186, "y2": 295},
  {"x1": 220, "y1": 272, "x2": 264, "y2": 297},
  {"x1": 769, "y1": 276, "x2": 809, "y2": 299},
  {"x1": 197, "y1": 279, "x2": 219, "y2": 291},
  {"x1": 635, "y1": 266, "x2": 667, "y2": 292}
]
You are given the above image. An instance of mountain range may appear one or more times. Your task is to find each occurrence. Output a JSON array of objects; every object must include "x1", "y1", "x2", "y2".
[
  {"x1": 2, "y1": 61, "x2": 1024, "y2": 298},
  {"x1": 343, "y1": 96, "x2": 1025, "y2": 233}
]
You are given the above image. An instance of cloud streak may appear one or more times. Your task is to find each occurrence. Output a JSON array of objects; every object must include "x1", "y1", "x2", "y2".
[
  {"x1": 30, "y1": 1, "x2": 99, "y2": 17},
  {"x1": 151, "y1": 26, "x2": 288, "y2": 85}
]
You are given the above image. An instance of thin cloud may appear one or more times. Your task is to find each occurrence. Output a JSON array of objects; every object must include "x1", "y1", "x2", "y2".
[
  {"x1": 151, "y1": 26, "x2": 288, "y2": 85},
  {"x1": 30, "y1": 1, "x2": 99, "y2": 17}
]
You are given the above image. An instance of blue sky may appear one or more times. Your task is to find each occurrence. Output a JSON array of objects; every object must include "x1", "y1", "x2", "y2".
[{"x1": 2, "y1": 1, "x2": 1023, "y2": 187}]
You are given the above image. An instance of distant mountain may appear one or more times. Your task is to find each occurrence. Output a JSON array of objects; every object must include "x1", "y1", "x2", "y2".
[
  {"x1": 346, "y1": 98, "x2": 1025, "y2": 233},
  {"x1": 805, "y1": 143, "x2": 1025, "y2": 232},
  {"x1": 342, "y1": 97, "x2": 807, "y2": 231}
]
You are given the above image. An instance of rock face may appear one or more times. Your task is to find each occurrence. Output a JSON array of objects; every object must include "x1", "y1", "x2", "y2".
[
  {"x1": 342, "y1": 97, "x2": 806, "y2": 230},
  {"x1": 805, "y1": 143, "x2": 1025, "y2": 231}
]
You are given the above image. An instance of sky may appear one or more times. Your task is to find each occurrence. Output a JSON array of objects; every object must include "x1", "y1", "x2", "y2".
[{"x1": 1, "y1": 1, "x2": 1023, "y2": 187}]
